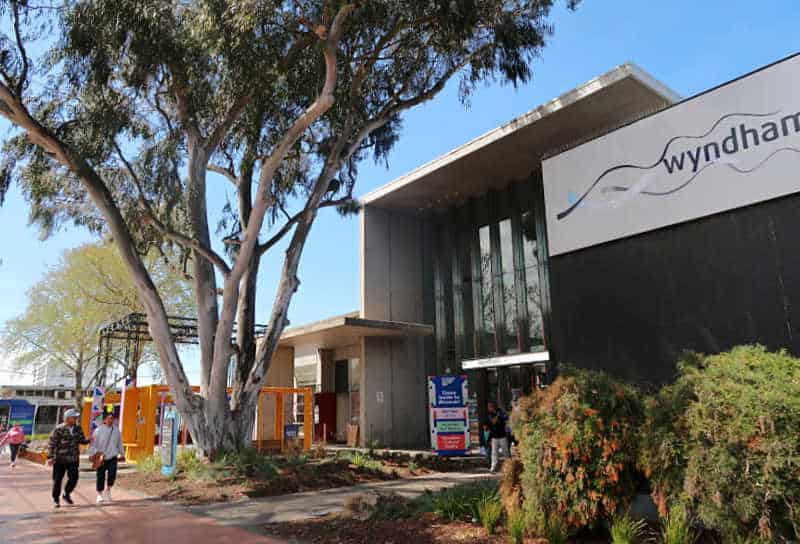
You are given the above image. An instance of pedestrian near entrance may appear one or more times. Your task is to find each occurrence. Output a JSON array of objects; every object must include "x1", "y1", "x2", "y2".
[
  {"x1": 89, "y1": 411, "x2": 124, "y2": 504},
  {"x1": 0, "y1": 422, "x2": 25, "y2": 468},
  {"x1": 485, "y1": 401, "x2": 509, "y2": 473},
  {"x1": 48, "y1": 408, "x2": 89, "y2": 508}
]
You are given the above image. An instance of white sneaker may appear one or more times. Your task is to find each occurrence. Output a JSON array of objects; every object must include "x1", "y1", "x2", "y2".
[
  {"x1": 96, "y1": 494, "x2": 104, "y2": 504},
  {"x1": 104, "y1": 490, "x2": 112, "y2": 503}
]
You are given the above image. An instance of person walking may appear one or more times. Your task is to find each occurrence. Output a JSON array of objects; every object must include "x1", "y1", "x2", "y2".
[
  {"x1": 48, "y1": 408, "x2": 89, "y2": 508},
  {"x1": 88, "y1": 411, "x2": 124, "y2": 504},
  {"x1": 485, "y1": 401, "x2": 509, "y2": 473},
  {"x1": 0, "y1": 422, "x2": 25, "y2": 468}
]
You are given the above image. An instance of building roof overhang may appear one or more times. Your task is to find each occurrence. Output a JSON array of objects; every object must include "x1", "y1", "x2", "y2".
[
  {"x1": 278, "y1": 312, "x2": 433, "y2": 350},
  {"x1": 359, "y1": 62, "x2": 680, "y2": 213}
]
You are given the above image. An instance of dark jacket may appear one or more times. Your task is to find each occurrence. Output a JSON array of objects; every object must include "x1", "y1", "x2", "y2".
[
  {"x1": 48, "y1": 424, "x2": 89, "y2": 464},
  {"x1": 485, "y1": 409, "x2": 508, "y2": 440}
]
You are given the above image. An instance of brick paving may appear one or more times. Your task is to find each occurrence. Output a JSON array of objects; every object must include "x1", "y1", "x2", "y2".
[{"x1": 0, "y1": 460, "x2": 285, "y2": 544}]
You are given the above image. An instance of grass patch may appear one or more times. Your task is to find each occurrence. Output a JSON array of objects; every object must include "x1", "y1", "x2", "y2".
[
  {"x1": 609, "y1": 514, "x2": 648, "y2": 544},
  {"x1": 217, "y1": 449, "x2": 279, "y2": 480},
  {"x1": 136, "y1": 454, "x2": 162, "y2": 476},
  {"x1": 342, "y1": 450, "x2": 383, "y2": 471},
  {"x1": 477, "y1": 495, "x2": 504, "y2": 535},
  {"x1": 507, "y1": 508, "x2": 526, "y2": 543},
  {"x1": 424, "y1": 480, "x2": 499, "y2": 522},
  {"x1": 660, "y1": 505, "x2": 697, "y2": 544}
]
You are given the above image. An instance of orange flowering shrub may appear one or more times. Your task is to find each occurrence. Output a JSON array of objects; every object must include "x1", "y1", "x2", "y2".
[{"x1": 511, "y1": 367, "x2": 643, "y2": 534}]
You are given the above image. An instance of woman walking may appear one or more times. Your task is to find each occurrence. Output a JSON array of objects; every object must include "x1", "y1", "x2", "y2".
[
  {"x1": 88, "y1": 411, "x2": 124, "y2": 504},
  {"x1": 0, "y1": 422, "x2": 25, "y2": 468}
]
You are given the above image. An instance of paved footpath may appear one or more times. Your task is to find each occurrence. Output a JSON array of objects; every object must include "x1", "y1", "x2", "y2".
[
  {"x1": 0, "y1": 461, "x2": 284, "y2": 544},
  {"x1": 185, "y1": 470, "x2": 497, "y2": 529}
]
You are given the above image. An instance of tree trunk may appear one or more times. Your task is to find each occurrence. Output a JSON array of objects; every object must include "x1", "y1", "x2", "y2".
[
  {"x1": 186, "y1": 144, "x2": 219, "y2": 396},
  {"x1": 74, "y1": 361, "x2": 84, "y2": 411}
]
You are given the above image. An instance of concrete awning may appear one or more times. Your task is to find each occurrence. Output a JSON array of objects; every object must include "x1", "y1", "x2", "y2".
[
  {"x1": 360, "y1": 62, "x2": 680, "y2": 212},
  {"x1": 279, "y1": 312, "x2": 433, "y2": 349}
]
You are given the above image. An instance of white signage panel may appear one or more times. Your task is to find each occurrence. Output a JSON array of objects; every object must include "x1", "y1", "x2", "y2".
[{"x1": 543, "y1": 54, "x2": 800, "y2": 256}]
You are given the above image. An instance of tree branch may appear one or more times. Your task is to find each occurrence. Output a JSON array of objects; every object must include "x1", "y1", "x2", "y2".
[
  {"x1": 10, "y1": 2, "x2": 30, "y2": 97},
  {"x1": 206, "y1": 93, "x2": 251, "y2": 154},
  {"x1": 208, "y1": 163, "x2": 238, "y2": 186},
  {"x1": 113, "y1": 140, "x2": 232, "y2": 277}
]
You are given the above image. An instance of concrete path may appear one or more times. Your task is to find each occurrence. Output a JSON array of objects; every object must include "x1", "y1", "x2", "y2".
[
  {"x1": 0, "y1": 460, "x2": 285, "y2": 544},
  {"x1": 184, "y1": 470, "x2": 497, "y2": 528}
]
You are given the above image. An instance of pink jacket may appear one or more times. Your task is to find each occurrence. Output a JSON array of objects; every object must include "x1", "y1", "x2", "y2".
[{"x1": 0, "y1": 427, "x2": 25, "y2": 446}]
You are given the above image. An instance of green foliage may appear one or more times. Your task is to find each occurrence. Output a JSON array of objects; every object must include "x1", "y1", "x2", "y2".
[
  {"x1": 429, "y1": 480, "x2": 499, "y2": 521},
  {"x1": 177, "y1": 448, "x2": 211, "y2": 480},
  {"x1": 659, "y1": 504, "x2": 697, "y2": 544},
  {"x1": 542, "y1": 518, "x2": 570, "y2": 544},
  {"x1": 217, "y1": 449, "x2": 279, "y2": 480},
  {"x1": 639, "y1": 346, "x2": 800, "y2": 541},
  {"x1": 506, "y1": 508, "x2": 526, "y2": 542},
  {"x1": 1, "y1": 242, "x2": 192, "y2": 389},
  {"x1": 478, "y1": 496, "x2": 504, "y2": 535},
  {"x1": 513, "y1": 367, "x2": 644, "y2": 532},
  {"x1": 137, "y1": 454, "x2": 162, "y2": 476},
  {"x1": 344, "y1": 451, "x2": 382, "y2": 471},
  {"x1": 609, "y1": 514, "x2": 647, "y2": 544}
]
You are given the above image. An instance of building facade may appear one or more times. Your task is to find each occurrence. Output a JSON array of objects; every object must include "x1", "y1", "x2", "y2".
[{"x1": 283, "y1": 53, "x2": 800, "y2": 448}]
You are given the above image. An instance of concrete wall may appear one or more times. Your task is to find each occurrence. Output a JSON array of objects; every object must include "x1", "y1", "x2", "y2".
[
  {"x1": 361, "y1": 206, "x2": 429, "y2": 322},
  {"x1": 360, "y1": 335, "x2": 429, "y2": 449},
  {"x1": 359, "y1": 206, "x2": 436, "y2": 448}
]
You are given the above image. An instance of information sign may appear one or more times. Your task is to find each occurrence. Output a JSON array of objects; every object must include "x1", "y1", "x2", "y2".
[{"x1": 428, "y1": 376, "x2": 470, "y2": 456}]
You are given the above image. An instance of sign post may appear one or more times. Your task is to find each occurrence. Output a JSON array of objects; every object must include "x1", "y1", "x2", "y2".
[
  {"x1": 160, "y1": 405, "x2": 179, "y2": 477},
  {"x1": 428, "y1": 376, "x2": 470, "y2": 456},
  {"x1": 90, "y1": 386, "x2": 105, "y2": 434}
]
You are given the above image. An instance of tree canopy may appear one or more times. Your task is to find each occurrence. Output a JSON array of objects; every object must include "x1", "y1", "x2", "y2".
[
  {"x1": 2, "y1": 242, "x2": 193, "y2": 400},
  {"x1": 0, "y1": 0, "x2": 579, "y2": 456}
]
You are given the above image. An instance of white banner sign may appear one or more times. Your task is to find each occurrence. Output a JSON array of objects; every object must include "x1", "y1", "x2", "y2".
[{"x1": 543, "y1": 54, "x2": 800, "y2": 256}]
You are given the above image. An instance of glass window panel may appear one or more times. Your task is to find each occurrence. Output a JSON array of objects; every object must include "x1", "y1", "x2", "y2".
[
  {"x1": 458, "y1": 232, "x2": 474, "y2": 359},
  {"x1": 522, "y1": 211, "x2": 545, "y2": 348},
  {"x1": 499, "y1": 219, "x2": 518, "y2": 353},
  {"x1": 348, "y1": 359, "x2": 360, "y2": 392},
  {"x1": 479, "y1": 225, "x2": 496, "y2": 353}
]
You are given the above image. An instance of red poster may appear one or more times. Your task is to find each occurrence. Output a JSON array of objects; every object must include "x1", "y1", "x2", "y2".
[{"x1": 436, "y1": 434, "x2": 466, "y2": 451}]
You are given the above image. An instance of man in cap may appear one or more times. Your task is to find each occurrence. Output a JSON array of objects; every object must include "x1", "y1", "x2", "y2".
[{"x1": 48, "y1": 408, "x2": 90, "y2": 508}]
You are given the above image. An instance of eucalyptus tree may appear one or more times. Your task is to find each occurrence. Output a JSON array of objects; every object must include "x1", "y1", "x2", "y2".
[{"x1": 0, "y1": 0, "x2": 578, "y2": 456}]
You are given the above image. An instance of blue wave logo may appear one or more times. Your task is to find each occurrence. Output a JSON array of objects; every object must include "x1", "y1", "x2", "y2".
[{"x1": 557, "y1": 110, "x2": 800, "y2": 220}]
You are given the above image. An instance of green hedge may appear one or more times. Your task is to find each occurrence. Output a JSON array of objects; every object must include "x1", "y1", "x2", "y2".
[{"x1": 639, "y1": 345, "x2": 800, "y2": 542}]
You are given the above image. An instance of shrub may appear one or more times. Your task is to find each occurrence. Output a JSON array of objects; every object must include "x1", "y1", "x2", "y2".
[
  {"x1": 609, "y1": 514, "x2": 647, "y2": 544},
  {"x1": 639, "y1": 346, "x2": 800, "y2": 541},
  {"x1": 177, "y1": 448, "x2": 211, "y2": 480},
  {"x1": 542, "y1": 518, "x2": 569, "y2": 544},
  {"x1": 137, "y1": 454, "x2": 162, "y2": 475},
  {"x1": 513, "y1": 367, "x2": 644, "y2": 532},
  {"x1": 478, "y1": 496, "x2": 503, "y2": 535},
  {"x1": 346, "y1": 451, "x2": 382, "y2": 471},
  {"x1": 430, "y1": 480, "x2": 499, "y2": 521},
  {"x1": 507, "y1": 508, "x2": 527, "y2": 543},
  {"x1": 217, "y1": 449, "x2": 279, "y2": 480},
  {"x1": 659, "y1": 504, "x2": 697, "y2": 544}
]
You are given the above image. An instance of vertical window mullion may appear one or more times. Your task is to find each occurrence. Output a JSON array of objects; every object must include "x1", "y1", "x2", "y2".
[{"x1": 488, "y1": 192, "x2": 504, "y2": 355}]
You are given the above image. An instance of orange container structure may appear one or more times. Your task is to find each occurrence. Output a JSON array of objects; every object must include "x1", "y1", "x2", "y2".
[{"x1": 82, "y1": 385, "x2": 313, "y2": 463}]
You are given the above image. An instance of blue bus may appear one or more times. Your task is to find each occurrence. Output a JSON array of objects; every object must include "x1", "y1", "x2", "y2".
[{"x1": 0, "y1": 399, "x2": 36, "y2": 435}]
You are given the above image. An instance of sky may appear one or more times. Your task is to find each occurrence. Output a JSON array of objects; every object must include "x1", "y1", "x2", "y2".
[{"x1": 1, "y1": 0, "x2": 798, "y2": 384}]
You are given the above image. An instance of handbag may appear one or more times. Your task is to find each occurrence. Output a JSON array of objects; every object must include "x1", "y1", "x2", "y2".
[{"x1": 90, "y1": 427, "x2": 115, "y2": 470}]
